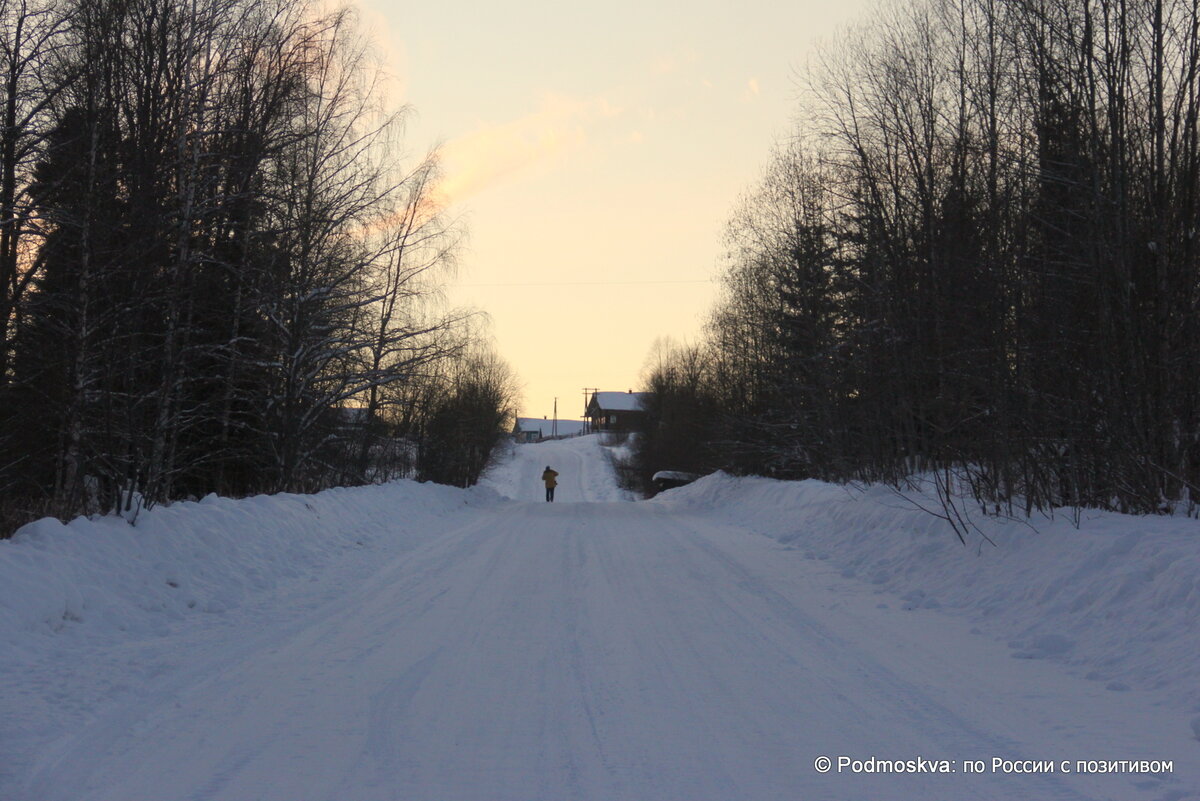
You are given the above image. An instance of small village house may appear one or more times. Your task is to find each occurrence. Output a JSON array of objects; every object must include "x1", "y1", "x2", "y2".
[
  {"x1": 512, "y1": 417, "x2": 587, "y2": 443},
  {"x1": 585, "y1": 391, "x2": 651, "y2": 433}
]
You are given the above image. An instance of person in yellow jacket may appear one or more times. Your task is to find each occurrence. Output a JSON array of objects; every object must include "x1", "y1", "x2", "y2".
[{"x1": 542, "y1": 465, "x2": 559, "y2": 502}]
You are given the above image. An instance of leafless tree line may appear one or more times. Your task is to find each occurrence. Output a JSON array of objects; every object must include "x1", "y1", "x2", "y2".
[
  {"x1": 639, "y1": 0, "x2": 1200, "y2": 519},
  {"x1": 0, "y1": 0, "x2": 517, "y2": 534}
]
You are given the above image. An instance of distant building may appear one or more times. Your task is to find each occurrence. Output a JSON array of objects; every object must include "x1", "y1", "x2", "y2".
[
  {"x1": 512, "y1": 417, "x2": 587, "y2": 443},
  {"x1": 585, "y1": 391, "x2": 651, "y2": 433},
  {"x1": 331, "y1": 406, "x2": 384, "y2": 434}
]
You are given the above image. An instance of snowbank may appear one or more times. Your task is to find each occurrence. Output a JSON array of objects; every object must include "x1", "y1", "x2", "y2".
[
  {"x1": 0, "y1": 478, "x2": 509, "y2": 789},
  {"x1": 653, "y1": 472, "x2": 1200, "y2": 710},
  {"x1": 0, "y1": 480, "x2": 489, "y2": 646}
]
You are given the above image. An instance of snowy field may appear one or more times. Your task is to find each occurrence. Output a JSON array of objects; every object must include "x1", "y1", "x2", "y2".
[{"x1": 2, "y1": 434, "x2": 1198, "y2": 800}]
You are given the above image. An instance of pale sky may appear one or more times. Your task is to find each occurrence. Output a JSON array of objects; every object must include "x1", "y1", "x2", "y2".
[{"x1": 358, "y1": 0, "x2": 870, "y2": 420}]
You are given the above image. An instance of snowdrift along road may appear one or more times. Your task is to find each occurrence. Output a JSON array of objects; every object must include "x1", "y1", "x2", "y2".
[{"x1": 2, "y1": 434, "x2": 1197, "y2": 800}]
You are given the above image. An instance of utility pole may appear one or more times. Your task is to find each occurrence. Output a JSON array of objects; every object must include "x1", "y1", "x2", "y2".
[
  {"x1": 553, "y1": 397, "x2": 558, "y2": 438},
  {"x1": 581, "y1": 387, "x2": 599, "y2": 434}
]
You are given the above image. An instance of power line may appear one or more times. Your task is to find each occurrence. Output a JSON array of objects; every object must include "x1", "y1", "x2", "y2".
[
  {"x1": 457, "y1": 278, "x2": 712, "y2": 288},
  {"x1": 582, "y1": 388, "x2": 598, "y2": 433}
]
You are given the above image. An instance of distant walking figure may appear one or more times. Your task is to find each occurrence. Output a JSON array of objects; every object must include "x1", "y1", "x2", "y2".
[{"x1": 542, "y1": 465, "x2": 559, "y2": 502}]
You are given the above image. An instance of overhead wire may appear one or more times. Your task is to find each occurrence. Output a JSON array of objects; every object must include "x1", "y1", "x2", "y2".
[{"x1": 456, "y1": 278, "x2": 712, "y2": 288}]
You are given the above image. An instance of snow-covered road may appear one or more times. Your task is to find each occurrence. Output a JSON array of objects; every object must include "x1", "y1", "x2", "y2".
[
  {"x1": 479, "y1": 433, "x2": 632, "y2": 504},
  {"x1": 6, "y1": 436, "x2": 1196, "y2": 800}
]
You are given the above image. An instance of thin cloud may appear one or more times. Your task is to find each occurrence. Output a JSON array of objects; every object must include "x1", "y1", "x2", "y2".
[
  {"x1": 434, "y1": 94, "x2": 622, "y2": 207},
  {"x1": 333, "y1": 0, "x2": 410, "y2": 103}
]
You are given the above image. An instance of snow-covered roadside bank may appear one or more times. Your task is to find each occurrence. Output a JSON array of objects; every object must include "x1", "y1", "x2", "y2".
[
  {"x1": 0, "y1": 479, "x2": 499, "y2": 785},
  {"x1": 1, "y1": 481, "x2": 495, "y2": 636},
  {"x1": 653, "y1": 473, "x2": 1200, "y2": 721}
]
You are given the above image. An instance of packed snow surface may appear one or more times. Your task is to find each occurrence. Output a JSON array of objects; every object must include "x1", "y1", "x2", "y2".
[{"x1": 2, "y1": 435, "x2": 1198, "y2": 800}]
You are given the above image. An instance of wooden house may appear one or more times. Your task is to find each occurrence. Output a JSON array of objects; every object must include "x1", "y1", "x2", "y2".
[{"x1": 585, "y1": 391, "x2": 651, "y2": 432}]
